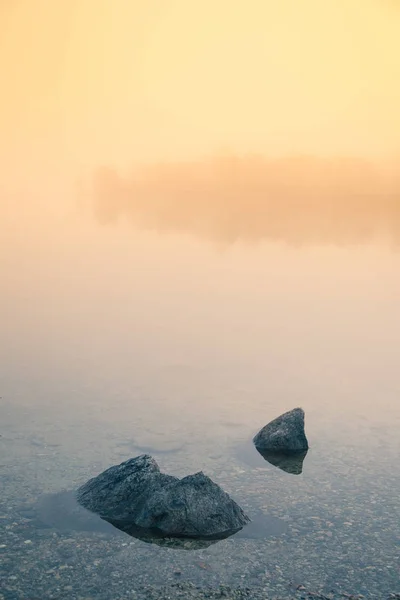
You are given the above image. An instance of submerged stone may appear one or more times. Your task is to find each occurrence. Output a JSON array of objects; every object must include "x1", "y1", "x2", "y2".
[
  {"x1": 31, "y1": 490, "x2": 237, "y2": 550},
  {"x1": 32, "y1": 487, "x2": 287, "y2": 549},
  {"x1": 76, "y1": 455, "x2": 250, "y2": 539},
  {"x1": 253, "y1": 407, "x2": 309, "y2": 453}
]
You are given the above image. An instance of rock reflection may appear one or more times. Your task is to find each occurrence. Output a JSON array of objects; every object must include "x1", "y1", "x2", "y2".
[
  {"x1": 91, "y1": 155, "x2": 400, "y2": 246},
  {"x1": 255, "y1": 448, "x2": 308, "y2": 475},
  {"x1": 103, "y1": 518, "x2": 239, "y2": 550}
]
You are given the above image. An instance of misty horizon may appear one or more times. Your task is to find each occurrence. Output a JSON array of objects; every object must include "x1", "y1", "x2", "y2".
[{"x1": 92, "y1": 154, "x2": 400, "y2": 246}]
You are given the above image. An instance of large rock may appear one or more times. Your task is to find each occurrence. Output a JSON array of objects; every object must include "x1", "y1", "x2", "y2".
[
  {"x1": 253, "y1": 407, "x2": 308, "y2": 453},
  {"x1": 76, "y1": 455, "x2": 250, "y2": 539}
]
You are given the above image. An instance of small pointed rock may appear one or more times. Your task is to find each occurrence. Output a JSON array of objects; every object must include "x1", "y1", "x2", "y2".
[{"x1": 253, "y1": 407, "x2": 308, "y2": 453}]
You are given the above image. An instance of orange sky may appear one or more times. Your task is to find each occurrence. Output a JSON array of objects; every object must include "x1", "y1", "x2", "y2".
[{"x1": 1, "y1": 0, "x2": 399, "y2": 177}]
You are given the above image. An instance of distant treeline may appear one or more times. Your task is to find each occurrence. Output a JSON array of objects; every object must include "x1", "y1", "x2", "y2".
[{"x1": 91, "y1": 155, "x2": 400, "y2": 245}]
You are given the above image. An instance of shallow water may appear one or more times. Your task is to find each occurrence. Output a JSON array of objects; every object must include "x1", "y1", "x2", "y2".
[{"x1": 1, "y1": 198, "x2": 400, "y2": 599}]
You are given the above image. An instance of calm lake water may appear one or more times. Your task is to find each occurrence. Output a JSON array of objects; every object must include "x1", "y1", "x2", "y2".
[{"x1": 1, "y1": 186, "x2": 400, "y2": 599}]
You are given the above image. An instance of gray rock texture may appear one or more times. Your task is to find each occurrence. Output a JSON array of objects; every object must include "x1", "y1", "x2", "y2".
[
  {"x1": 253, "y1": 407, "x2": 308, "y2": 453},
  {"x1": 76, "y1": 455, "x2": 250, "y2": 539}
]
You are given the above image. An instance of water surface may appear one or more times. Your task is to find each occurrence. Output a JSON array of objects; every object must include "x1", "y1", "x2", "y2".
[{"x1": 1, "y1": 187, "x2": 399, "y2": 598}]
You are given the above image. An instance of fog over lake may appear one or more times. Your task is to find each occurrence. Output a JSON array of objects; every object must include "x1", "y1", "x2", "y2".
[{"x1": 1, "y1": 1, "x2": 399, "y2": 598}]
